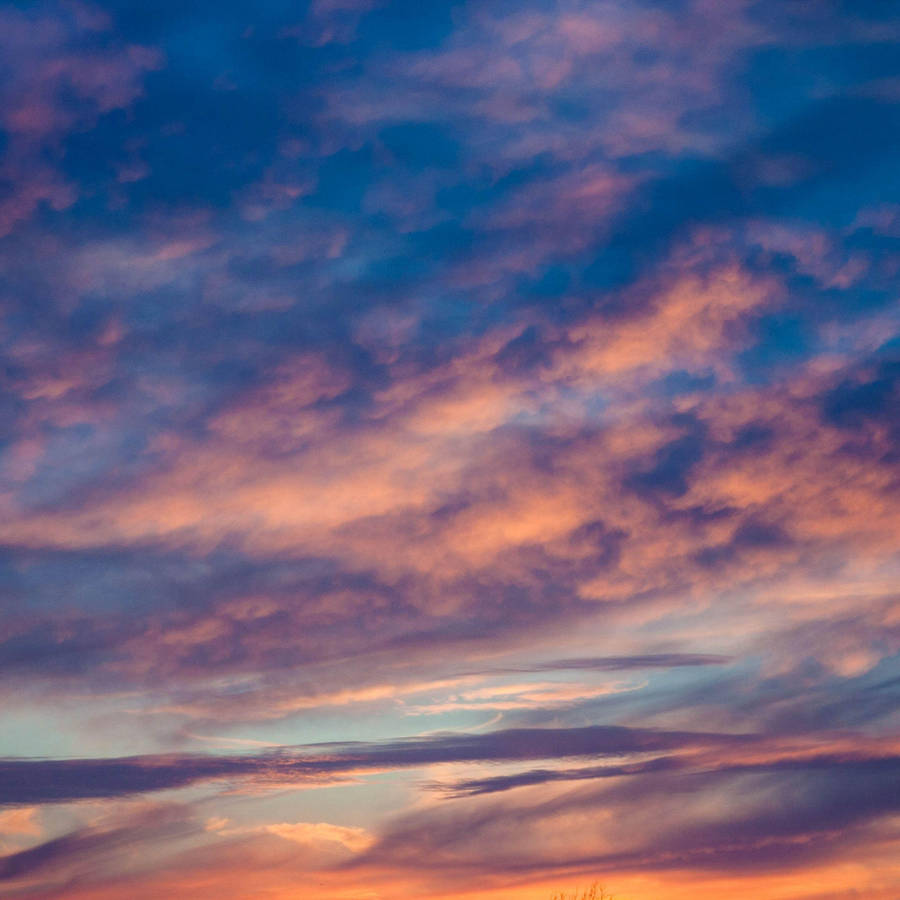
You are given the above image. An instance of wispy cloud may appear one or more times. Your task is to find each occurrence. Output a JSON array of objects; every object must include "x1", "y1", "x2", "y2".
[{"x1": 1, "y1": 0, "x2": 899, "y2": 897}]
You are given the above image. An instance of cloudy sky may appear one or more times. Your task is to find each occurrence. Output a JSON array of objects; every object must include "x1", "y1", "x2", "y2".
[{"x1": 1, "y1": 1, "x2": 899, "y2": 898}]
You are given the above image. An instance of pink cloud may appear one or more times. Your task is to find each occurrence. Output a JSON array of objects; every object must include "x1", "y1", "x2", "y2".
[{"x1": 0, "y1": 2, "x2": 161, "y2": 236}]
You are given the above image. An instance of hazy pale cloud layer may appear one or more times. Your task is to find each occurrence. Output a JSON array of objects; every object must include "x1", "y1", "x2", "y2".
[{"x1": 1, "y1": 1, "x2": 900, "y2": 898}]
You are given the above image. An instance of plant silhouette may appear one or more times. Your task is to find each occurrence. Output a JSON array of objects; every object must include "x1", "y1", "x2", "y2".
[{"x1": 551, "y1": 884, "x2": 613, "y2": 900}]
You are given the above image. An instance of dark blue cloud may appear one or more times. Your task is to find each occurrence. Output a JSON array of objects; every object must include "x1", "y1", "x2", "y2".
[{"x1": 0, "y1": 724, "x2": 743, "y2": 805}]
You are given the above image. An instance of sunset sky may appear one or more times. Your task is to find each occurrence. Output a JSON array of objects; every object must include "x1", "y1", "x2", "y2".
[{"x1": 1, "y1": 1, "x2": 900, "y2": 898}]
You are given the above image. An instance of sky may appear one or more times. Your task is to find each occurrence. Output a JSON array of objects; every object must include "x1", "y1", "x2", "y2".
[{"x1": 0, "y1": 1, "x2": 899, "y2": 898}]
